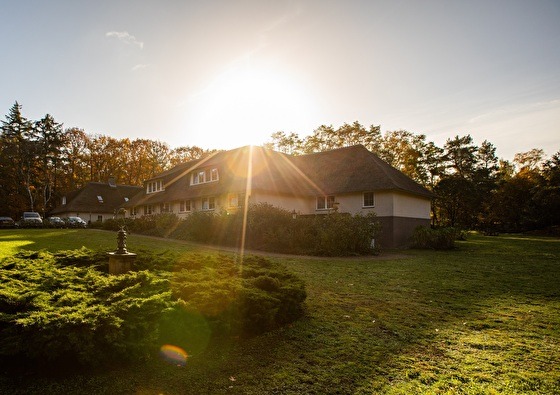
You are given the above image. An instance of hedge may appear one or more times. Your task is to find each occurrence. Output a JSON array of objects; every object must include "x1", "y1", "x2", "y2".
[{"x1": 118, "y1": 203, "x2": 380, "y2": 256}]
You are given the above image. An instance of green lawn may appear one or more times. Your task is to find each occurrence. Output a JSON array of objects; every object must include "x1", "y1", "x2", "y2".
[{"x1": 0, "y1": 229, "x2": 559, "y2": 394}]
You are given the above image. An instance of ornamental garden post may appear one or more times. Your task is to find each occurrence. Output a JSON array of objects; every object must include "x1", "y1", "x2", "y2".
[{"x1": 108, "y1": 226, "x2": 137, "y2": 274}]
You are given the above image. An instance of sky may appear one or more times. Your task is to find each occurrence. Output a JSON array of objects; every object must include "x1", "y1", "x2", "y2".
[{"x1": 1, "y1": 0, "x2": 559, "y2": 161}]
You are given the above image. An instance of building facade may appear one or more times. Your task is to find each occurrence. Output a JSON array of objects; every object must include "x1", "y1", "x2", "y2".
[{"x1": 123, "y1": 145, "x2": 433, "y2": 248}]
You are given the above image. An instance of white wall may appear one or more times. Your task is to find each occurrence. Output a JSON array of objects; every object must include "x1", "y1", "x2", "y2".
[
  {"x1": 392, "y1": 192, "x2": 431, "y2": 219},
  {"x1": 129, "y1": 190, "x2": 431, "y2": 220},
  {"x1": 313, "y1": 191, "x2": 430, "y2": 219},
  {"x1": 251, "y1": 191, "x2": 314, "y2": 214}
]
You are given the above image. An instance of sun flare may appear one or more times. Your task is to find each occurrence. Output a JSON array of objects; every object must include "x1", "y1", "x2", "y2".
[{"x1": 184, "y1": 66, "x2": 319, "y2": 148}]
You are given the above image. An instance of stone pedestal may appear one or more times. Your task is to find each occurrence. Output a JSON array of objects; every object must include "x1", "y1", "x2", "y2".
[{"x1": 108, "y1": 252, "x2": 137, "y2": 275}]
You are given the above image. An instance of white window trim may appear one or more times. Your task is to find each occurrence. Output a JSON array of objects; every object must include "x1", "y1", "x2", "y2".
[
  {"x1": 201, "y1": 196, "x2": 216, "y2": 211},
  {"x1": 316, "y1": 195, "x2": 336, "y2": 210},
  {"x1": 146, "y1": 180, "x2": 164, "y2": 194},
  {"x1": 227, "y1": 193, "x2": 245, "y2": 208},
  {"x1": 191, "y1": 168, "x2": 219, "y2": 185},
  {"x1": 363, "y1": 192, "x2": 375, "y2": 208},
  {"x1": 179, "y1": 200, "x2": 192, "y2": 213}
]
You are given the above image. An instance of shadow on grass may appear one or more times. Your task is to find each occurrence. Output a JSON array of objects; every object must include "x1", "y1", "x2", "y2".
[{"x1": 1, "y1": 233, "x2": 559, "y2": 394}]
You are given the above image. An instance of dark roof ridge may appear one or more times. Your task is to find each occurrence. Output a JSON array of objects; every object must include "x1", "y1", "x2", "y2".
[
  {"x1": 298, "y1": 144, "x2": 366, "y2": 158},
  {"x1": 85, "y1": 181, "x2": 141, "y2": 188}
]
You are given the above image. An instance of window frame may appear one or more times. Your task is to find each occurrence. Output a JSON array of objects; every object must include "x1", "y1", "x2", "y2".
[
  {"x1": 201, "y1": 197, "x2": 216, "y2": 211},
  {"x1": 363, "y1": 192, "x2": 375, "y2": 208},
  {"x1": 191, "y1": 168, "x2": 219, "y2": 185},
  {"x1": 179, "y1": 200, "x2": 192, "y2": 213},
  {"x1": 146, "y1": 179, "x2": 164, "y2": 194},
  {"x1": 316, "y1": 195, "x2": 336, "y2": 210},
  {"x1": 227, "y1": 193, "x2": 246, "y2": 208}
]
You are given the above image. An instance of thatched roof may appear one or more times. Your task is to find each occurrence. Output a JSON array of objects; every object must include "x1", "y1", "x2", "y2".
[
  {"x1": 292, "y1": 145, "x2": 433, "y2": 197},
  {"x1": 124, "y1": 144, "x2": 432, "y2": 207},
  {"x1": 50, "y1": 182, "x2": 143, "y2": 215}
]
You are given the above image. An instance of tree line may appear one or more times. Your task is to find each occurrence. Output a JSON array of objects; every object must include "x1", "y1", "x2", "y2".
[
  {"x1": 0, "y1": 102, "x2": 211, "y2": 218},
  {"x1": 265, "y1": 122, "x2": 560, "y2": 233},
  {"x1": 1, "y1": 103, "x2": 558, "y2": 232}
]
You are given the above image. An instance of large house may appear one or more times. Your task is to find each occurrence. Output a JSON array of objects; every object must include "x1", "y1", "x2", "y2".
[
  {"x1": 50, "y1": 180, "x2": 143, "y2": 224},
  {"x1": 123, "y1": 145, "x2": 433, "y2": 248}
]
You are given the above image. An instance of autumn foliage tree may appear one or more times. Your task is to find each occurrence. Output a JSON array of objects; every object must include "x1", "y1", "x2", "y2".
[
  {"x1": 1, "y1": 102, "x2": 558, "y2": 233},
  {"x1": 0, "y1": 102, "x2": 210, "y2": 218},
  {"x1": 265, "y1": 122, "x2": 559, "y2": 232}
]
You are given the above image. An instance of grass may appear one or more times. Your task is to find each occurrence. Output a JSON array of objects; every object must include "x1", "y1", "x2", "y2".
[{"x1": 0, "y1": 229, "x2": 559, "y2": 394}]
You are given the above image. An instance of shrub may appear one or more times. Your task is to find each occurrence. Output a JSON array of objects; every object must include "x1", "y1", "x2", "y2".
[
  {"x1": 0, "y1": 251, "x2": 172, "y2": 366},
  {"x1": 0, "y1": 249, "x2": 307, "y2": 367},
  {"x1": 412, "y1": 226, "x2": 462, "y2": 250},
  {"x1": 167, "y1": 204, "x2": 380, "y2": 256},
  {"x1": 170, "y1": 254, "x2": 306, "y2": 336}
]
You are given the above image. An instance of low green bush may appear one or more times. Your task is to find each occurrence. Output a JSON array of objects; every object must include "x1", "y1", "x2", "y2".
[
  {"x1": 0, "y1": 248, "x2": 306, "y2": 367},
  {"x1": 0, "y1": 251, "x2": 172, "y2": 366},
  {"x1": 412, "y1": 226, "x2": 463, "y2": 250},
  {"x1": 170, "y1": 254, "x2": 306, "y2": 336}
]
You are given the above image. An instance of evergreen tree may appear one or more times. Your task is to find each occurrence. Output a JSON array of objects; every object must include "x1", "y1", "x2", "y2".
[{"x1": 0, "y1": 102, "x2": 36, "y2": 215}]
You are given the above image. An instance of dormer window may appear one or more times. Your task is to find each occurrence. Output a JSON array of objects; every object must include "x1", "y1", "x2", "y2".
[
  {"x1": 147, "y1": 179, "x2": 164, "y2": 194},
  {"x1": 97, "y1": 195, "x2": 104, "y2": 204},
  {"x1": 191, "y1": 167, "x2": 219, "y2": 185}
]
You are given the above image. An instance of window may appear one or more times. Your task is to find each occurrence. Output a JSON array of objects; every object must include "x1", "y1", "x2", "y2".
[
  {"x1": 201, "y1": 197, "x2": 216, "y2": 211},
  {"x1": 179, "y1": 200, "x2": 192, "y2": 212},
  {"x1": 317, "y1": 195, "x2": 336, "y2": 210},
  {"x1": 191, "y1": 168, "x2": 219, "y2": 185},
  {"x1": 131, "y1": 207, "x2": 137, "y2": 216},
  {"x1": 146, "y1": 180, "x2": 164, "y2": 194},
  {"x1": 363, "y1": 192, "x2": 375, "y2": 207},
  {"x1": 161, "y1": 202, "x2": 171, "y2": 213},
  {"x1": 97, "y1": 195, "x2": 104, "y2": 204},
  {"x1": 97, "y1": 215, "x2": 103, "y2": 222},
  {"x1": 228, "y1": 193, "x2": 245, "y2": 208},
  {"x1": 144, "y1": 205, "x2": 153, "y2": 215}
]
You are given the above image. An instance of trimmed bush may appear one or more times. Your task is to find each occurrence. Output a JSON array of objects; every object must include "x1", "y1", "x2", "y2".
[
  {"x1": 167, "y1": 203, "x2": 380, "y2": 256},
  {"x1": 0, "y1": 248, "x2": 306, "y2": 367},
  {"x1": 0, "y1": 251, "x2": 172, "y2": 366},
  {"x1": 170, "y1": 254, "x2": 306, "y2": 336},
  {"x1": 412, "y1": 226, "x2": 463, "y2": 250}
]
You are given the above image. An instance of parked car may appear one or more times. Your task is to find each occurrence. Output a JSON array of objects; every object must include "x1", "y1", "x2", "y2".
[
  {"x1": 0, "y1": 217, "x2": 16, "y2": 229},
  {"x1": 45, "y1": 216, "x2": 66, "y2": 228},
  {"x1": 19, "y1": 212, "x2": 43, "y2": 228},
  {"x1": 65, "y1": 216, "x2": 87, "y2": 228}
]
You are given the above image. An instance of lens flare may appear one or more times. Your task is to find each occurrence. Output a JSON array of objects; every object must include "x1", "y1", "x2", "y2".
[{"x1": 159, "y1": 344, "x2": 188, "y2": 366}]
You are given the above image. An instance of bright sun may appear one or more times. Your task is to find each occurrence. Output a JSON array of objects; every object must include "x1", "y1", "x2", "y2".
[{"x1": 183, "y1": 67, "x2": 319, "y2": 149}]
